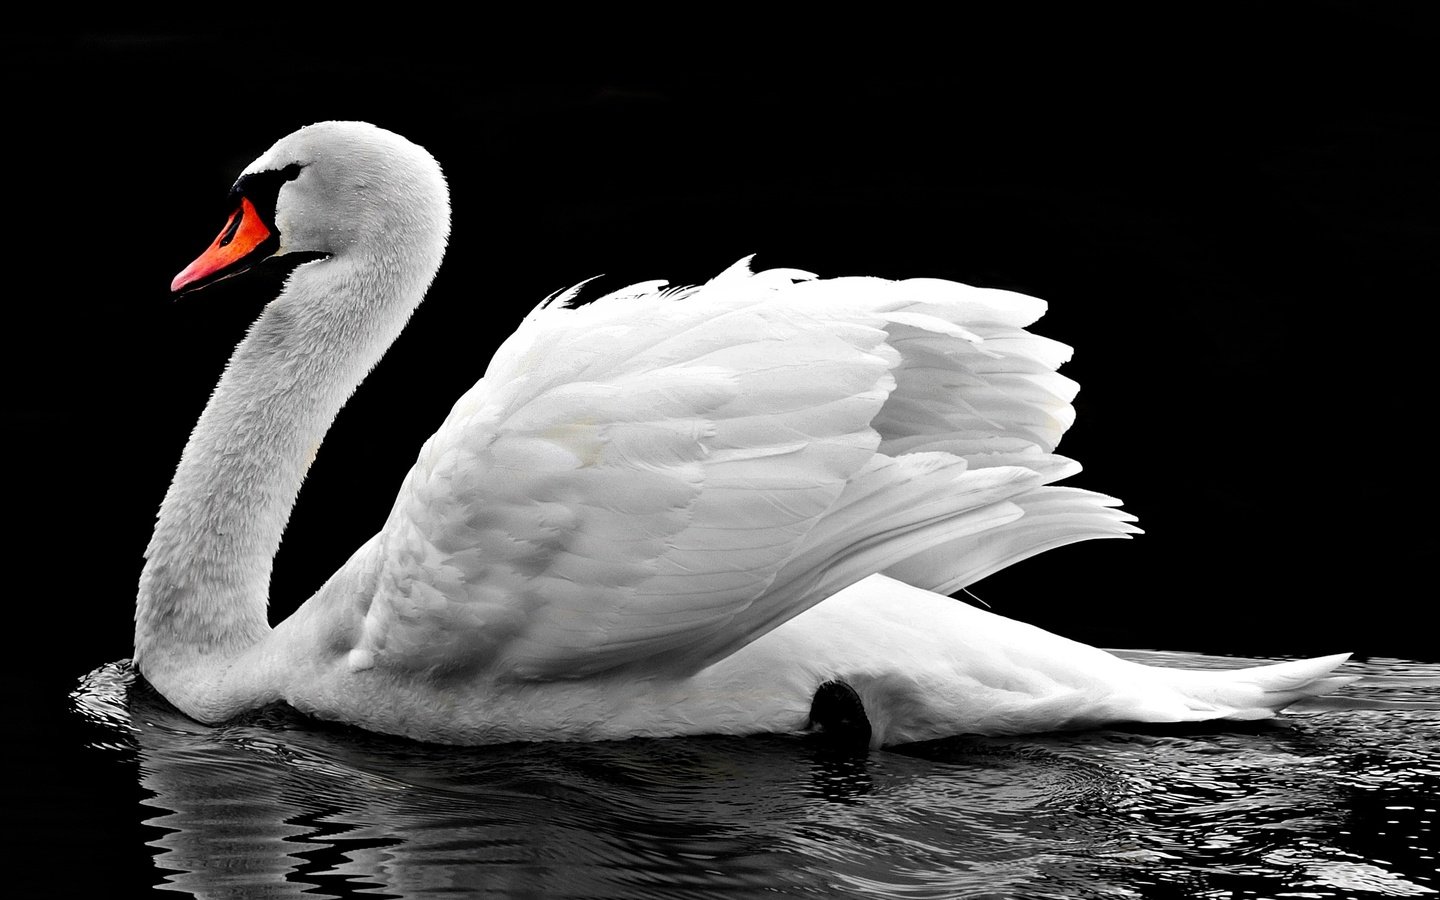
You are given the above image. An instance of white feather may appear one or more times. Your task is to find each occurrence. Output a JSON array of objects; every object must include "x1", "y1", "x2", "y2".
[{"x1": 134, "y1": 122, "x2": 1356, "y2": 746}]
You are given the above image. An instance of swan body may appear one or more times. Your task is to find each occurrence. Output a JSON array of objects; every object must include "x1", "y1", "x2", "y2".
[{"x1": 135, "y1": 121, "x2": 1355, "y2": 747}]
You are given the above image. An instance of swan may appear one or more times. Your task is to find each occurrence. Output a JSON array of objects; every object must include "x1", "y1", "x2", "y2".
[{"x1": 136, "y1": 121, "x2": 1356, "y2": 748}]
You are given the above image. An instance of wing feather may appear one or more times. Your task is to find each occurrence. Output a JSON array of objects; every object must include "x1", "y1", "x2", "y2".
[{"x1": 351, "y1": 260, "x2": 1130, "y2": 680}]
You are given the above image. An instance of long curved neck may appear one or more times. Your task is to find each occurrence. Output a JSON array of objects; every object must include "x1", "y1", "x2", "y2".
[{"x1": 135, "y1": 224, "x2": 444, "y2": 706}]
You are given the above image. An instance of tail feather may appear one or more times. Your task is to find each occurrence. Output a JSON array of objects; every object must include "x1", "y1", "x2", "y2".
[{"x1": 1155, "y1": 652, "x2": 1360, "y2": 721}]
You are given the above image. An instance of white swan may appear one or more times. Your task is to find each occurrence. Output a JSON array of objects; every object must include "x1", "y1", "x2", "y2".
[{"x1": 135, "y1": 121, "x2": 1355, "y2": 747}]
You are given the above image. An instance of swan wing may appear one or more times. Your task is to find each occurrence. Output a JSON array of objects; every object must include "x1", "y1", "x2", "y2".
[{"x1": 351, "y1": 259, "x2": 1122, "y2": 679}]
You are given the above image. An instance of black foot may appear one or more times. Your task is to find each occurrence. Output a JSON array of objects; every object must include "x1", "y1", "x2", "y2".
[{"x1": 808, "y1": 680, "x2": 872, "y2": 749}]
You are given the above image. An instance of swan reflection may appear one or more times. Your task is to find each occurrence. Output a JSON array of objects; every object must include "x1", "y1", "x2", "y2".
[{"x1": 74, "y1": 659, "x2": 1438, "y2": 900}]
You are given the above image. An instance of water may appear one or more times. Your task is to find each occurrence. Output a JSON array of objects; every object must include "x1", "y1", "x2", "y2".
[{"x1": 67, "y1": 653, "x2": 1438, "y2": 899}]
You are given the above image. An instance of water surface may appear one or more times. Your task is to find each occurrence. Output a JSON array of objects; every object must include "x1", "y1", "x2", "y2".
[{"x1": 71, "y1": 653, "x2": 1438, "y2": 899}]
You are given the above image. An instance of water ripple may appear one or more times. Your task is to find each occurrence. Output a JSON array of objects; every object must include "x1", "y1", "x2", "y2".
[{"x1": 72, "y1": 653, "x2": 1440, "y2": 899}]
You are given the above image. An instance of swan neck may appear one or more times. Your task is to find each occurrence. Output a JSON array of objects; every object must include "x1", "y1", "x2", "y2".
[{"x1": 134, "y1": 243, "x2": 441, "y2": 697}]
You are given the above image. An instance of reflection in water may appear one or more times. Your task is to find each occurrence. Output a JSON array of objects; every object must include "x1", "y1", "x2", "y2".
[{"x1": 74, "y1": 655, "x2": 1439, "y2": 899}]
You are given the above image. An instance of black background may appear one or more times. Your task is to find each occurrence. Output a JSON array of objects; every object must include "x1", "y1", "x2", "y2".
[
  {"x1": 5, "y1": 14, "x2": 1434, "y2": 891},
  {"x1": 7, "y1": 10, "x2": 1436, "y2": 734}
]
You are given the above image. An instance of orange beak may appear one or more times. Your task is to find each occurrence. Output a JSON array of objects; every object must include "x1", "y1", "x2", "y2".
[{"x1": 171, "y1": 196, "x2": 274, "y2": 293}]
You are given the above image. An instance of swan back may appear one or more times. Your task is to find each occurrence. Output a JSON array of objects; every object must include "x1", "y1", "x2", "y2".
[{"x1": 339, "y1": 260, "x2": 1135, "y2": 688}]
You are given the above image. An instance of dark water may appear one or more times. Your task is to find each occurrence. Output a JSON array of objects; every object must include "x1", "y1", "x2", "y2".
[{"x1": 68, "y1": 654, "x2": 1437, "y2": 899}]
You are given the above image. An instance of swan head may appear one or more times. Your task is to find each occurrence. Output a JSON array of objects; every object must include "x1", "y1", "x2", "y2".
[{"x1": 172, "y1": 121, "x2": 450, "y2": 294}]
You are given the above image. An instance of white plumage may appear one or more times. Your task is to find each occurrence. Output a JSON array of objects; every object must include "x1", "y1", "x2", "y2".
[{"x1": 134, "y1": 122, "x2": 1354, "y2": 747}]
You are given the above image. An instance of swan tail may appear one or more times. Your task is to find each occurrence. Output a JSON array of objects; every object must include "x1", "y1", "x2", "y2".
[
  {"x1": 1153, "y1": 652, "x2": 1361, "y2": 721},
  {"x1": 968, "y1": 651, "x2": 1362, "y2": 735}
]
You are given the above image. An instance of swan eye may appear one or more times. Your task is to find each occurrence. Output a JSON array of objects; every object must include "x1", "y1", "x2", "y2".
[{"x1": 229, "y1": 163, "x2": 306, "y2": 224}]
